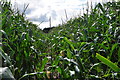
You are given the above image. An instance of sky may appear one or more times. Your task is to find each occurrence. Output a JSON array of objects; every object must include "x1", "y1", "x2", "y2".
[{"x1": 10, "y1": 0, "x2": 113, "y2": 29}]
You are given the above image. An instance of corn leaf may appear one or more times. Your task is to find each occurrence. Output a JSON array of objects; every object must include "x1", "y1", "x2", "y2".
[{"x1": 96, "y1": 53, "x2": 120, "y2": 72}]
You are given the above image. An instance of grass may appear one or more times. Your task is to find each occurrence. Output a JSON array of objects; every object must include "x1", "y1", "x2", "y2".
[{"x1": 0, "y1": 0, "x2": 120, "y2": 79}]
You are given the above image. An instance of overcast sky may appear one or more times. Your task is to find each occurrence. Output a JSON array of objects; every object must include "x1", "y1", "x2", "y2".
[{"x1": 10, "y1": 0, "x2": 113, "y2": 29}]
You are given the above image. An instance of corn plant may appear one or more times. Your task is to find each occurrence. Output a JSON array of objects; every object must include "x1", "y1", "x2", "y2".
[{"x1": 0, "y1": 0, "x2": 120, "y2": 79}]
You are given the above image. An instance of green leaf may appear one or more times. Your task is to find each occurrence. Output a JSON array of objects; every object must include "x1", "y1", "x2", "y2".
[
  {"x1": 96, "y1": 53, "x2": 120, "y2": 72},
  {"x1": 110, "y1": 43, "x2": 118, "y2": 59},
  {"x1": 76, "y1": 55, "x2": 86, "y2": 72},
  {"x1": 80, "y1": 42, "x2": 87, "y2": 48},
  {"x1": 0, "y1": 47, "x2": 11, "y2": 65},
  {"x1": 111, "y1": 43, "x2": 118, "y2": 53},
  {"x1": 39, "y1": 53, "x2": 50, "y2": 56},
  {"x1": 64, "y1": 37, "x2": 75, "y2": 50},
  {"x1": 98, "y1": 3, "x2": 105, "y2": 13},
  {"x1": 19, "y1": 72, "x2": 43, "y2": 80},
  {"x1": 56, "y1": 67, "x2": 62, "y2": 74},
  {"x1": 40, "y1": 57, "x2": 48, "y2": 72},
  {"x1": 0, "y1": 30, "x2": 9, "y2": 41},
  {"x1": 89, "y1": 63, "x2": 100, "y2": 72},
  {"x1": 118, "y1": 48, "x2": 120, "y2": 60},
  {"x1": 52, "y1": 56, "x2": 59, "y2": 66},
  {"x1": 67, "y1": 49, "x2": 72, "y2": 59}
]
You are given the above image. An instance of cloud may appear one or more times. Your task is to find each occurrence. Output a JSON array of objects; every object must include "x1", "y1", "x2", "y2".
[
  {"x1": 10, "y1": 0, "x2": 112, "y2": 29},
  {"x1": 31, "y1": 14, "x2": 48, "y2": 22}
]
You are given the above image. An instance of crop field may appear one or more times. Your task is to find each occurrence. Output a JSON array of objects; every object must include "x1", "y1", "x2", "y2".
[{"x1": 0, "y1": 0, "x2": 120, "y2": 80}]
